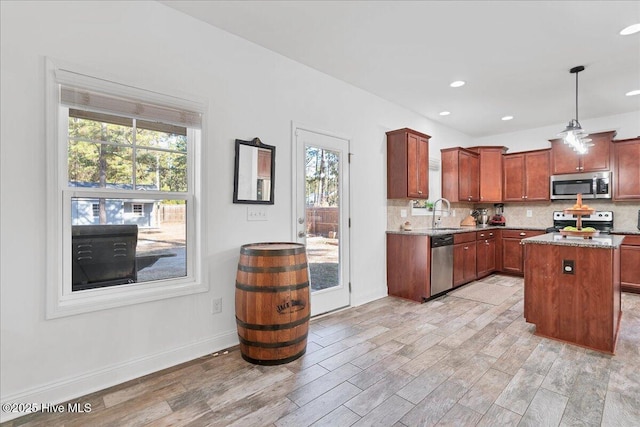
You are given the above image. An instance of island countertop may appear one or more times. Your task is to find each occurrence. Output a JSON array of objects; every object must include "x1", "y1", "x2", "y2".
[{"x1": 521, "y1": 232, "x2": 625, "y2": 249}]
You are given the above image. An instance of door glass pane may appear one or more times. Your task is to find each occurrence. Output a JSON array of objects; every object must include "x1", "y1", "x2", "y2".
[{"x1": 305, "y1": 146, "x2": 340, "y2": 292}]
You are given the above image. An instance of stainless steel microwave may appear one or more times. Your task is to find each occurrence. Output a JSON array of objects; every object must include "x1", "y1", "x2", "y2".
[{"x1": 550, "y1": 171, "x2": 611, "y2": 200}]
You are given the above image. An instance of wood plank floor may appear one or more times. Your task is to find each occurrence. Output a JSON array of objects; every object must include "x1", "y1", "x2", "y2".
[{"x1": 4, "y1": 275, "x2": 640, "y2": 426}]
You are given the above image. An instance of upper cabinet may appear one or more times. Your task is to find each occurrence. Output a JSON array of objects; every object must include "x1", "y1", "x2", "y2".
[
  {"x1": 387, "y1": 128, "x2": 430, "y2": 199},
  {"x1": 441, "y1": 147, "x2": 479, "y2": 202},
  {"x1": 549, "y1": 130, "x2": 616, "y2": 174},
  {"x1": 469, "y1": 146, "x2": 508, "y2": 203},
  {"x1": 503, "y1": 149, "x2": 550, "y2": 202},
  {"x1": 613, "y1": 137, "x2": 640, "y2": 200}
]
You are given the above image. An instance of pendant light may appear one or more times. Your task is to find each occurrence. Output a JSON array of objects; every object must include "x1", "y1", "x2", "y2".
[{"x1": 558, "y1": 65, "x2": 592, "y2": 154}]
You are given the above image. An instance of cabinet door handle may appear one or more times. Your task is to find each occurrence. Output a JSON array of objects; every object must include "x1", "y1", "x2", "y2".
[
  {"x1": 485, "y1": 240, "x2": 489, "y2": 245},
  {"x1": 576, "y1": 166, "x2": 580, "y2": 170},
  {"x1": 519, "y1": 232, "x2": 526, "y2": 236},
  {"x1": 464, "y1": 246, "x2": 469, "y2": 250},
  {"x1": 480, "y1": 233, "x2": 484, "y2": 237},
  {"x1": 489, "y1": 232, "x2": 494, "y2": 237},
  {"x1": 418, "y1": 190, "x2": 422, "y2": 194}
]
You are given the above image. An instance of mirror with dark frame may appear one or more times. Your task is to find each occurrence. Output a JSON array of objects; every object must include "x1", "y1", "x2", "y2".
[{"x1": 233, "y1": 137, "x2": 275, "y2": 204}]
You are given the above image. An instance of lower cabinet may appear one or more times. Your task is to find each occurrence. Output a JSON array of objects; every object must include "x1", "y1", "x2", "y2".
[
  {"x1": 620, "y1": 234, "x2": 640, "y2": 293},
  {"x1": 501, "y1": 229, "x2": 545, "y2": 275},
  {"x1": 453, "y1": 232, "x2": 476, "y2": 287},
  {"x1": 524, "y1": 242, "x2": 621, "y2": 354},
  {"x1": 476, "y1": 230, "x2": 497, "y2": 278},
  {"x1": 386, "y1": 233, "x2": 430, "y2": 302}
]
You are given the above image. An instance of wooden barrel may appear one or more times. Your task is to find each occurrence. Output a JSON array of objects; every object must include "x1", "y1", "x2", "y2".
[{"x1": 235, "y1": 242, "x2": 310, "y2": 365}]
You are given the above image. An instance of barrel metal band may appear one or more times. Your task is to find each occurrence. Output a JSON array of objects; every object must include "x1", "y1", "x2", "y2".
[
  {"x1": 235, "y1": 281, "x2": 309, "y2": 293},
  {"x1": 237, "y1": 263, "x2": 308, "y2": 273},
  {"x1": 236, "y1": 314, "x2": 310, "y2": 331},
  {"x1": 240, "y1": 246, "x2": 305, "y2": 257},
  {"x1": 240, "y1": 348, "x2": 306, "y2": 365},
  {"x1": 238, "y1": 332, "x2": 308, "y2": 349}
]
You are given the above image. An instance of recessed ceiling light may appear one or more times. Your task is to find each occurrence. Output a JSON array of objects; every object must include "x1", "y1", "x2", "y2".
[
  {"x1": 626, "y1": 89, "x2": 640, "y2": 96},
  {"x1": 439, "y1": 111, "x2": 451, "y2": 116},
  {"x1": 449, "y1": 81, "x2": 466, "y2": 88},
  {"x1": 620, "y1": 23, "x2": 640, "y2": 35},
  {"x1": 501, "y1": 115, "x2": 514, "y2": 121}
]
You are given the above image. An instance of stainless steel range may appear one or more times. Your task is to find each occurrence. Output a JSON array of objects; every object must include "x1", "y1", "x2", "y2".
[{"x1": 546, "y1": 210, "x2": 614, "y2": 234}]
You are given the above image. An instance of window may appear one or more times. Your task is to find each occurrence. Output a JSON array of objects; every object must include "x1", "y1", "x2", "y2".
[{"x1": 46, "y1": 59, "x2": 207, "y2": 318}]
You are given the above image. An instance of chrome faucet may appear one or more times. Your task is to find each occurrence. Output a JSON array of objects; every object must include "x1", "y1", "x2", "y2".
[{"x1": 431, "y1": 198, "x2": 451, "y2": 229}]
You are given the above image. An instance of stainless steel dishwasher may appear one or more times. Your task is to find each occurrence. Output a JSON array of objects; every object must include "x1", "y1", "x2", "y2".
[{"x1": 430, "y1": 234, "x2": 454, "y2": 296}]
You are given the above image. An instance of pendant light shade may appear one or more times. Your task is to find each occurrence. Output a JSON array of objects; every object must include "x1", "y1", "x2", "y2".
[{"x1": 558, "y1": 65, "x2": 592, "y2": 154}]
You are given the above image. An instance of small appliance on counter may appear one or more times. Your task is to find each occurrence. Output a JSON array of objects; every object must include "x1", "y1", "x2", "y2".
[
  {"x1": 489, "y1": 204, "x2": 506, "y2": 226},
  {"x1": 474, "y1": 208, "x2": 489, "y2": 227}
]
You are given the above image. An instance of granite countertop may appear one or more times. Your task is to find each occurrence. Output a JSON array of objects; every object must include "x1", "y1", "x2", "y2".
[
  {"x1": 521, "y1": 233, "x2": 626, "y2": 249},
  {"x1": 611, "y1": 229, "x2": 640, "y2": 235},
  {"x1": 386, "y1": 225, "x2": 547, "y2": 236}
]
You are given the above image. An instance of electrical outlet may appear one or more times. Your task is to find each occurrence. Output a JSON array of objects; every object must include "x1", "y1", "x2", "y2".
[
  {"x1": 526, "y1": 209, "x2": 533, "y2": 218},
  {"x1": 212, "y1": 297, "x2": 222, "y2": 314},
  {"x1": 400, "y1": 209, "x2": 407, "y2": 218},
  {"x1": 452, "y1": 209, "x2": 456, "y2": 217}
]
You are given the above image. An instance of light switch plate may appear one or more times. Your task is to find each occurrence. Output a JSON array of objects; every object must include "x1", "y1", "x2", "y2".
[
  {"x1": 526, "y1": 209, "x2": 533, "y2": 218},
  {"x1": 400, "y1": 209, "x2": 407, "y2": 218},
  {"x1": 247, "y1": 206, "x2": 268, "y2": 221}
]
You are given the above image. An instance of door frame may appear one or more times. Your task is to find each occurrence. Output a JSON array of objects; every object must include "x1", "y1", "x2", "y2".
[{"x1": 290, "y1": 121, "x2": 352, "y2": 315}]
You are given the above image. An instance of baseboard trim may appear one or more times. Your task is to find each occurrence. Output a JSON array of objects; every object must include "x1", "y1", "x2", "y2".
[
  {"x1": 352, "y1": 289, "x2": 387, "y2": 307},
  {"x1": 0, "y1": 329, "x2": 238, "y2": 423}
]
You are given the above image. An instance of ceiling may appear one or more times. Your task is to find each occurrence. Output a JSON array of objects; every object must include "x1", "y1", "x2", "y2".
[{"x1": 161, "y1": 1, "x2": 640, "y2": 138}]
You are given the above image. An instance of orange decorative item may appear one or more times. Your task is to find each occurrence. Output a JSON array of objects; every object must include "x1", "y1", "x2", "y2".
[{"x1": 561, "y1": 193, "x2": 597, "y2": 238}]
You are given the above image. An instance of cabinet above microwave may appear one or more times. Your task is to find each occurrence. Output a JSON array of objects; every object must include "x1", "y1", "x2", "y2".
[
  {"x1": 550, "y1": 171, "x2": 611, "y2": 200},
  {"x1": 549, "y1": 130, "x2": 616, "y2": 174}
]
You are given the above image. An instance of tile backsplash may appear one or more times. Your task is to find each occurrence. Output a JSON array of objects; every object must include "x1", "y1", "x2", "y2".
[{"x1": 388, "y1": 199, "x2": 639, "y2": 232}]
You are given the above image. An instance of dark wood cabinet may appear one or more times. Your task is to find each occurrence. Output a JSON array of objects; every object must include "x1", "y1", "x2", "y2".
[
  {"x1": 524, "y1": 242, "x2": 621, "y2": 354},
  {"x1": 501, "y1": 229, "x2": 545, "y2": 275},
  {"x1": 476, "y1": 230, "x2": 497, "y2": 278},
  {"x1": 441, "y1": 148, "x2": 479, "y2": 202},
  {"x1": 469, "y1": 146, "x2": 508, "y2": 203},
  {"x1": 619, "y1": 234, "x2": 640, "y2": 293},
  {"x1": 503, "y1": 149, "x2": 550, "y2": 202},
  {"x1": 386, "y1": 233, "x2": 430, "y2": 302},
  {"x1": 550, "y1": 131, "x2": 615, "y2": 174},
  {"x1": 453, "y1": 232, "x2": 476, "y2": 287},
  {"x1": 387, "y1": 128, "x2": 430, "y2": 199},
  {"x1": 613, "y1": 138, "x2": 640, "y2": 200}
]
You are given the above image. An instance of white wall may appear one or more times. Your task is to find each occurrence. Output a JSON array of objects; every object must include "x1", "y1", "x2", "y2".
[
  {"x1": 472, "y1": 110, "x2": 640, "y2": 153},
  {"x1": 0, "y1": 1, "x2": 473, "y2": 416}
]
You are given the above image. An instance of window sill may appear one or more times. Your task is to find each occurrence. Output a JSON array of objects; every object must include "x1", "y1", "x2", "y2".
[{"x1": 47, "y1": 277, "x2": 208, "y2": 319}]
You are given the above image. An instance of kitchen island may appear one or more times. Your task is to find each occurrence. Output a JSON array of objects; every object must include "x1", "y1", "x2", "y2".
[{"x1": 522, "y1": 233, "x2": 625, "y2": 353}]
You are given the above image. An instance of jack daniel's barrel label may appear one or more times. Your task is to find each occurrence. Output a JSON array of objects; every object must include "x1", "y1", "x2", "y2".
[{"x1": 277, "y1": 299, "x2": 306, "y2": 314}]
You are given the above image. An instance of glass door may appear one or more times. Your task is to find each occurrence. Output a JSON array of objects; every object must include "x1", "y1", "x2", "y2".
[{"x1": 293, "y1": 126, "x2": 350, "y2": 316}]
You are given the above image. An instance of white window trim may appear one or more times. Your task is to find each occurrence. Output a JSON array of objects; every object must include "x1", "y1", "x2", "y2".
[{"x1": 45, "y1": 58, "x2": 208, "y2": 318}]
